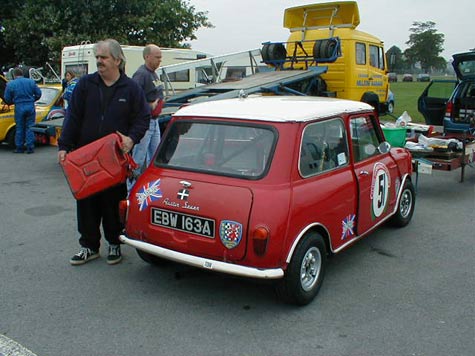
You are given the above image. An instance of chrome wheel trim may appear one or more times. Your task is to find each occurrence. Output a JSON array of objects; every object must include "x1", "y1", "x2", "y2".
[
  {"x1": 300, "y1": 247, "x2": 322, "y2": 292},
  {"x1": 400, "y1": 188, "x2": 413, "y2": 218}
]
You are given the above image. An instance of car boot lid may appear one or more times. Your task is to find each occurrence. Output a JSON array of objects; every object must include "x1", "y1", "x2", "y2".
[
  {"x1": 452, "y1": 52, "x2": 475, "y2": 80},
  {"x1": 131, "y1": 174, "x2": 253, "y2": 261}
]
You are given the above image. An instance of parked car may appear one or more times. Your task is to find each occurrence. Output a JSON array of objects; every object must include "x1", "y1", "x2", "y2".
[
  {"x1": 418, "y1": 51, "x2": 475, "y2": 132},
  {"x1": 388, "y1": 72, "x2": 397, "y2": 82},
  {"x1": 0, "y1": 75, "x2": 64, "y2": 147},
  {"x1": 119, "y1": 96, "x2": 415, "y2": 305},
  {"x1": 402, "y1": 73, "x2": 413, "y2": 82},
  {"x1": 417, "y1": 73, "x2": 430, "y2": 82}
]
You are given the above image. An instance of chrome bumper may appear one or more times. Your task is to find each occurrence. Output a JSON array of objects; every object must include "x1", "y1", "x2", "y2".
[{"x1": 119, "y1": 234, "x2": 284, "y2": 280}]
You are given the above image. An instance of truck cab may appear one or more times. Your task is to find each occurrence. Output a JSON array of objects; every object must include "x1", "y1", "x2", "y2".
[{"x1": 262, "y1": 1, "x2": 390, "y2": 114}]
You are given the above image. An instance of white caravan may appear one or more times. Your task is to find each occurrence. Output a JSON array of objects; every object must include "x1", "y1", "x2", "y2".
[{"x1": 61, "y1": 42, "x2": 211, "y2": 91}]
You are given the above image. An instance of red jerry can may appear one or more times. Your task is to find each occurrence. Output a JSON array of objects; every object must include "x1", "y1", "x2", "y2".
[{"x1": 60, "y1": 133, "x2": 136, "y2": 200}]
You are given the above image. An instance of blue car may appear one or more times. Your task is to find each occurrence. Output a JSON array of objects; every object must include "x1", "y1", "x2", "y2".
[{"x1": 418, "y1": 52, "x2": 475, "y2": 133}]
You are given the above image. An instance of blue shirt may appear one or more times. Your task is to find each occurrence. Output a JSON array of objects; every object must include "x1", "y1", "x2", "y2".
[{"x1": 4, "y1": 77, "x2": 42, "y2": 105}]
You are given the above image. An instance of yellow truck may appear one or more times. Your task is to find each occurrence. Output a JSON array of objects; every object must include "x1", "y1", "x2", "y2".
[{"x1": 262, "y1": 1, "x2": 390, "y2": 113}]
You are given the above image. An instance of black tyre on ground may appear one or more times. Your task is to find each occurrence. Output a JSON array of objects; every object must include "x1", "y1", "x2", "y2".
[
  {"x1": 276, "y1": 232, "x2": 327, "y2": 306},
  {"x1": 136, "y1": 249, "x2": 168, "y2": 266},
  {"x1": 390, "y1": 179, "x2": 415, "y2": 227},
  {"x1": 5, "y1": 127, "x2": 15, "y2": 148}
]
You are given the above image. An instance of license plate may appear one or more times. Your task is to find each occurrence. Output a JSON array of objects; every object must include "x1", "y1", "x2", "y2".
[{"x1": 151, "y1": 208, "x2": 215, "y2": 238}]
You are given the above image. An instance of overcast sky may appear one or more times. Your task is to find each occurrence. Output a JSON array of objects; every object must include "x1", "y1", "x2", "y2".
[{"x1": 187, "y1": 0, "x2": 474, "y2": 60}]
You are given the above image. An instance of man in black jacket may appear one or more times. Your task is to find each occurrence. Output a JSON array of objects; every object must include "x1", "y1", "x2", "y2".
[{"x1": 58, "y1": 39, "x2": 150, "y2": 266}]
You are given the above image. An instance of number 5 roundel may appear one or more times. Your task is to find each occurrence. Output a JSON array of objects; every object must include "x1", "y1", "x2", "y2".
[{"x1": 370, "y1": 162, "x2": 390, "y2": 219}]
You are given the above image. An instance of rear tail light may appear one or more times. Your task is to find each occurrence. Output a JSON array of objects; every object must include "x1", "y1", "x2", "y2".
[
  {"x1": 445, "y1": 101, "x2": 453, "y2": 118},
  {"x1": 252, "y1": 226, "x2": 270, "y2": 256},
  {"x1": 118, "y1": 199, "x2": 129, "y2": 224}
]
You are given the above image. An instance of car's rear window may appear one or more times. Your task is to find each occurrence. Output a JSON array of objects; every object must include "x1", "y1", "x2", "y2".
[
  {"x1": 155, "y1": 120, "x2": 277, "y2": 179},
  {"x1": 457, "y1": 59, "x2": 475, "y2": 77}
]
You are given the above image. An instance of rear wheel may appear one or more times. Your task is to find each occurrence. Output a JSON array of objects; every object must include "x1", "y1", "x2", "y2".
[
  {"x1": 390, "y1": 180, "x2": 415, "y2": 227},
  {"x1": 276, "y1": 232, "x2": 327, "y2": 305},
  {"x1": 136, "y1": 249, "x2": 168, "y2": 266},
  {"x1": 5, "y1": 127, "x2": 15, "y2": 148}
]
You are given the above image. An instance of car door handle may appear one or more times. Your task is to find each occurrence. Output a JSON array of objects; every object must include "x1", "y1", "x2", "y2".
[{"x1": 359, "y1": 170, "x2": 369, "y2": 176}]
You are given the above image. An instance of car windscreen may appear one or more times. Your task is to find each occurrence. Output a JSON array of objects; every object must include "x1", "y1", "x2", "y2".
[
  {"x1": 36, "y1": 87, "x2": 60, "y2": 106},
  {"x1": 155, "y1": 120, "x2": 277, "y2": 179}
]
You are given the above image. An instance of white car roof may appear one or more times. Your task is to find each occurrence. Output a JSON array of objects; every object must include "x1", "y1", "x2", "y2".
[{"x1": 174, "y1": 96, "x2": 374, "y2": 122}]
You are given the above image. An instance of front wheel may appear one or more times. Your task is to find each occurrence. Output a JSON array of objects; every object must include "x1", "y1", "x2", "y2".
[
  {"x1": 388, "y1": 101, "x2": 394, "y2": 114},
  {"x1": 276, "y1": 232, "x2": 327, "y2": 306},
  {"x1": 390, "y1": 180, "x2": 415, "y2": 227}
]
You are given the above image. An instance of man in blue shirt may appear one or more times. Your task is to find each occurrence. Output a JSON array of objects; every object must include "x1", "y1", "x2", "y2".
[
  {"x1": 4, "y1": 67, "x2": 42, "y2": 153},
  {"x1": 128, "y1": 44, "x2": 164, "y2": 192}
]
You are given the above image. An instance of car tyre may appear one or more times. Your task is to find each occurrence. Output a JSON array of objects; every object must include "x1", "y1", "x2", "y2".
[
  {"x1": 136, "y1": 249, "x2": 168, "y2": 266},
  {"x1": 390, "y1": 180, "x2": 415, "y2": 227},
  {"x1": 276, "y1": 232, "x2": 327, "y2": 305},
  {"x1": 388, "y1": 100, "x2": 394, "y2": 114},
  {"x1": 6, "y1": 127, "x2": 15, "y2": 148}
]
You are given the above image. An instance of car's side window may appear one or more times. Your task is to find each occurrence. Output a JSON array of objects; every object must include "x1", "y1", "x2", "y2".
[
  {"x1": 299, "y1": 118, "x2": 349, "y2": 177},
  {"x1": 350, "y1": 116, "x2": 381, "y2": 162},
  {"x1": 356, "y1": 43, "x2": 366, "y2": 65},
  {"x1": 369, "y1": 45, "x2": 385, "y2": 70}
]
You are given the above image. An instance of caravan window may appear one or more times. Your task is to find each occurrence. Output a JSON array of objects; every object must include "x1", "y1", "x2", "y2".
[{"x1": 65, "y1": 64, "x2": 88, "y2": 77}]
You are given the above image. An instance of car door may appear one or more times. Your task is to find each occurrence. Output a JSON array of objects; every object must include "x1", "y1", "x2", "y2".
[
  {"x1": 417, "y1": 80, "x2": 457, "y2": 125},
  {"x1": 350, "y1": 115, "x2": 399, "y2": 235}
]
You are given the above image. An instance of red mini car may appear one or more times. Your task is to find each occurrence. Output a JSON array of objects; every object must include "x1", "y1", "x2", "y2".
[{"x1": 120, "y1": 96, "x2": 415, "y2": 305}]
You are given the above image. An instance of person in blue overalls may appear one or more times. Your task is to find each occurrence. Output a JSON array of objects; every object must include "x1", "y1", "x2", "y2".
[{"x1": 4, "y1": 67, "x2": 42, "y2": 153}]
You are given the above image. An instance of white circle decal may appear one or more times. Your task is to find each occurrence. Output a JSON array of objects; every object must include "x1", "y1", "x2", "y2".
[{"x1": 371, "y1": 163, "x2": 390, "y2": 218}]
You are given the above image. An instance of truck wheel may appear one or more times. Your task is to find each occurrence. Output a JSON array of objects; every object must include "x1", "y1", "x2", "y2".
[
  {"x1": 262, "y1": 43, "x2": 287, "y2": 64},
  {"x1": 323, "y1": 38, "x2": 338, "y2": 58},
  {"x1": 136, "y1": 249, "x2": 168, "y2": 266},
  {"x1": 388, "y1": 101, "x2": 394, "y2": 114},
  {"x1": 5, "y1": 127, "x2": 15, "y2": 148},
  {"x1": 276, "y1": 232, "x2": 327, "y2": 305},
  {"x1": 313, "y1": 39, "x2": 327, "y2": 60},
  {"x1": 390, "y1": 180, "x2": 415, "y2": 227}
]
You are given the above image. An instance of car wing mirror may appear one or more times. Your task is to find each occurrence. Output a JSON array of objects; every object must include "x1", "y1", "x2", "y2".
[{"x1": 378, "y1": 141, "x2": 391, "y2": 154}]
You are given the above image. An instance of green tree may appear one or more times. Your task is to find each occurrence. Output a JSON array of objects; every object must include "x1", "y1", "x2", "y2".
[
  {"x1": 1, "y1": 0, "x2": 212, "y2": 69},
  {"x1": 404, "y1": 21, "x2": 445, "y2": 73}
]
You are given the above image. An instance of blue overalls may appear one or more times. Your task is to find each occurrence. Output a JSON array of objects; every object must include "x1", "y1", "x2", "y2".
[{"x1": 4, "y1": 77, "x2": 42, "y2": 152}]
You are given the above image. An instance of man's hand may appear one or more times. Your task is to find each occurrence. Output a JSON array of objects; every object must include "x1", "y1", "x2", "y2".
[
  {"x1": 58, "y1": 150, "x2": 67, "y2": 163},
  {"x1": 116, "y1": 131, "x2": 134, "y2": 154},
  {"x1": 150, "y1": 98, "x2": 159, "y2": 110}
]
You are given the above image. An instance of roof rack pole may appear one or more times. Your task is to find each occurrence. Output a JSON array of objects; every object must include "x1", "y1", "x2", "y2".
[{"x1": 329, "y1": 6, "x2": 339, "y2": 37}]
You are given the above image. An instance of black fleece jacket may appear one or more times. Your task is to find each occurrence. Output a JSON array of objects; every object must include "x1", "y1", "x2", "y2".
[{"x1": 58, "y1": 71, "x2": 150, "y2": 151}]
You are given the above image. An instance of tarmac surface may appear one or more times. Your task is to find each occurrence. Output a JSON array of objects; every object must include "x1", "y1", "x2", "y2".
[{"x1": 0, "y1": 143, "x2": 474, "y2": 356}]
